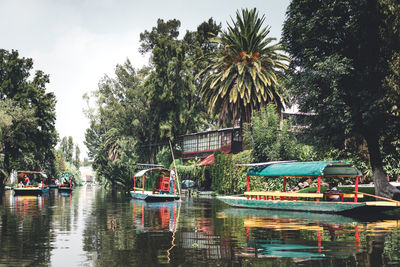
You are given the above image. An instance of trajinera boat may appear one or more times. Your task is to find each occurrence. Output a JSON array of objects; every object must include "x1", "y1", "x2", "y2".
[
  {"x1": 58, "y1": 173, "x2": 73, "y2": 193},
  {"x1": 218, "y1": 161, "x2": 400, "y2": 214},
  {"x1": 130, "y1": 168, "x2": 180, "y2": 202},
  {"x1": 12, "y1": 171, "x2": 49, "y2": 196}
]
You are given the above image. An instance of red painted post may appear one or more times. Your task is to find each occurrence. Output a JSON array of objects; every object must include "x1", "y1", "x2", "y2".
[
  {"x1": 355, "y1": 226, "x2": 360, "y2": 252},
  {"x1": 283, "y1": 177, "x2": 286, "y2": 192},
  {"x1": 246, "y1": 176, "x2": 250, "y2": 199},
  {"x1": 354, "y1": 175, "x2": 359, "y2": 203},
  {"x1": 134, "y1": 176, "x2": 136, "y2": 192},
  {"x1": 317, "y1": 176, "x2": 321, "y2": 202},
  {"x1": 142, "y1": 175, "x2": 145, "y2": 193}
]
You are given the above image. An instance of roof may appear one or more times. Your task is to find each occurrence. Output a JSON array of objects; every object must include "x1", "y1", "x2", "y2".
[
  {"x1": 134, "y1": 168, "x2": 170, "y2": 178},
  {"x1": 198, "y1": 154, "x2": 214, "y2": 166},
  {"x1": 247, "y1": 161, "x2": 361, "y2": 177}
]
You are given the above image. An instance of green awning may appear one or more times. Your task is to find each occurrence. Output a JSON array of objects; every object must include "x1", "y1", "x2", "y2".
[{"x1": 247, "y1": 161, "x2": 361, "y2": 177}]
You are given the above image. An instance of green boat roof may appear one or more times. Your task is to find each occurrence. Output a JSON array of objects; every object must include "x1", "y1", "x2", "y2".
[{"x1": 247, "y1": 161, "x2": 361, "y2": 177}]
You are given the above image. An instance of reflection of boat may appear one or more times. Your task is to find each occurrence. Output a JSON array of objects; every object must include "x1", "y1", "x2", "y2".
[
  {"x1": 130, "y1": 168, "x2": 180, "y2": 202},
  {"x1": 219, "y1": 207, "x2": 400, "y2": 259},
  {"x1": 130, "y1": 199, "x2": 180, "y2": 232},
  {"x1": 12, "y1": 171, "x2": 49, "y2": 196},
  {"x1": 218, "y1": 161, "x2": 400, "y2": 214}
]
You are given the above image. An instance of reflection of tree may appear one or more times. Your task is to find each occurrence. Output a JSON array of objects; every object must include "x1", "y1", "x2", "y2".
[{"x1": 0, "y1": 195, "x2": 53, "y2": 265}]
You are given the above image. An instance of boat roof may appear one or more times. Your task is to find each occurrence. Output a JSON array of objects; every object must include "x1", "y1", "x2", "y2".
[
  {"x1": 17, "y1": 171, "x2": 47, "y2": 178},
  {"x1": 134, "y1": 168, "x2": 170, "y2": 178},
  {"x1": 247, "y1": 161, "x2": 361, "y2": 177}
]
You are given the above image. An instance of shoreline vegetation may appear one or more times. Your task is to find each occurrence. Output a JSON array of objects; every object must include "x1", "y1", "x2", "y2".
[{"x1": 1, "y1": 3, "x2": 399, "y2": 199}]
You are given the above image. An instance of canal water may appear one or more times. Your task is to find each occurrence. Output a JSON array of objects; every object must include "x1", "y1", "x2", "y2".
[{"x1": 1, "y1": 186, "x2": 400, "y2": 266}]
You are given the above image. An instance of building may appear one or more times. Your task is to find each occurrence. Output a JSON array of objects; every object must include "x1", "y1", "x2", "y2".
[{"x1": 181, "y1": 127, "x2": 243, "y2": 162}]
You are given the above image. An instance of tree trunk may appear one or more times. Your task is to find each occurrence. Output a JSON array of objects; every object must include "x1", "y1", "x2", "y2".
[{"x1": 365, "y1": 131, "x2": 400, "y2": 200}]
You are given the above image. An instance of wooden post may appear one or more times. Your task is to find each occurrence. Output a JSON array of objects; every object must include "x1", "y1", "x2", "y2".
[
  {"x1": 354, "y1": 175, "x2": 359, "y2": 203},
  {"x1": 246, "y1": 176, "x2": 250, "y2": 199},
  {"x1": 317, "y1": 176, "x2": 321, "y2": 202},
  {"x1": 142, "y1": 175, "x2": 145, "y2": 193},
  {"x1": 134, "y1": 176, "x2": 136, "y2": 192},
  {"x1": 283, "y1": 177, "x2": 286, "y2": 192}
]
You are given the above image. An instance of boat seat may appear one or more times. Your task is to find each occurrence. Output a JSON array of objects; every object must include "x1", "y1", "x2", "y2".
[{"x1": 244, "y1": 191, "x2": 323, "y2": 200}]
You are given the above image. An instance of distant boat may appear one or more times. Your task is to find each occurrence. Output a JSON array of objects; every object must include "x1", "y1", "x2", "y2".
[
  {"x1": 130, "y1": 168, "x2": 180, "y2": 202},
  {"x1": 58, "y1": 173, "x2": 73, "y2": 194},
  {"x1": 218, "y1": 161, "x2": 400, "y2": 214},
  {"x1": 12, "y1": 171, "x2": 49, "y2": 196}
]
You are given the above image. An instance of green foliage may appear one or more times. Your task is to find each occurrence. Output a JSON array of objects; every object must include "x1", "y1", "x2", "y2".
[
  {"x1": 282, "y1": 0, "x2": 400, "y2": 195},
  {"x1": 209, "y1": 150, "x2": 252, "y2": 194},
  {"x1": 244, "y1": 104, "x2": 313, "y2": 163},
  {"x1": 198, "y1": 8, "x2": 289, "y2": 125},
  {"x1": 85, "y1": 18, "x2": 222, "y2": 187},
  {"x1": 0, "y1": 49, "x2": 58, "y2": 185},
  {"x1": 65, "y1": 162, "x2": 82, "y2": 186}
]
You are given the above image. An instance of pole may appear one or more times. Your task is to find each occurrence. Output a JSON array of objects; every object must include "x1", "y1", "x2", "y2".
[
  {"x1": 317, "y1": 176, "x2": 321, "y2": 202},
  {"x1": 169, "y1": 140, "x2": 181, "y2": 195},
  {"x1": 142, "y1": 175, "x2": 145, "y2": 193},
  {"x1": 354, "y1": 175, "x2": 359, "y2": 203},
  {"x1": 283, "y1": 177, "x2": 286, "y2": 192}
]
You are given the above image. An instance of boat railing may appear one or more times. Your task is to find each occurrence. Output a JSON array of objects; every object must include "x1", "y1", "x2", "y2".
[{"x1": 243, "y1": 191, "x2": 364, "y2": 202}]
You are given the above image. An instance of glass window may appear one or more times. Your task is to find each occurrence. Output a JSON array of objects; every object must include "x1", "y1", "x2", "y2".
[
  {"x1": 209, "y1": 132, "x2": 220, "y2": 150},
  {"x1": 183, "y1": 135, "x2": 197, "y2": 152},
  {"x1": 198, "y1": 134, "x2": 209, "y2": 151}
]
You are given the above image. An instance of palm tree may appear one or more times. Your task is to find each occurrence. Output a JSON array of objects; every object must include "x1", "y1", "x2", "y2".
[{"x1": 198, "y1": 8, "x2": 289, "y2": 126}]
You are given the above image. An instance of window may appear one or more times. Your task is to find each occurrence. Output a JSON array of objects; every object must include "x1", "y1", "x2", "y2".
[
  {"x1": 209, "y1": 132, "x2": 220, "y2": 150},
  {"x1": 183, "y1": 135, "x2": 197, "y2": 152},
  {"x1": 221, "y1": 131, "x2": 232, "y2": 146},
  {"x1": 198, "y1": 134, "x2": 209, "y2": 151}
]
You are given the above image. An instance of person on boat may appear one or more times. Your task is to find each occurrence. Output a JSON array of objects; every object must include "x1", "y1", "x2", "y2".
[
  {"x1": 18, "y1": 180, "x2": 24, "y2": 188},
  {"x1": 169, "y1": 168, "x2": 176, "y2": 194},
  {"x1": 24, "y1": 175, "x2": 30, "y2": 185},
  {"x1": 325, "y1": 182, "x2": 342, "y2": 201}
]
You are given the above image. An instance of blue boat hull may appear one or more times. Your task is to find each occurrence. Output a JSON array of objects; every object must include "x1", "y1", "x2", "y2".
[{"x1": 130, "y1": 191, "x2": 180, "y2": 202}]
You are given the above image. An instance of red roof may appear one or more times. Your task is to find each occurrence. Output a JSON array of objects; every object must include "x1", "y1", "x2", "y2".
[{"x1": 198, "y1": 154, "x2": 214, "y2": 166}]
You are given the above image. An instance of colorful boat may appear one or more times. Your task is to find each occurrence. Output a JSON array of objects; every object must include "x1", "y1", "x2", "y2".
[
  {"x1": 130, "y1": 168, "x2": 180, "y2": 202},
  {"x1": 218, "y1": 161, "x2": 400, "y2": 214},
  {"x1": 12, "y1": 171, "x2": 49, "y2": 196},
  {"x1": 58, "y1": 173, "x2": 73, "y2": 193}
]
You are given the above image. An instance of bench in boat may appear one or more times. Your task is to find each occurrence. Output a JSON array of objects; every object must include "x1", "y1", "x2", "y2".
[{"x1": 244, "y1": 191, "x2": 363, "y2": 201}]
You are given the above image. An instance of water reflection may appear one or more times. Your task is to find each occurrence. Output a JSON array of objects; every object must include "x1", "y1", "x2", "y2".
[{"x1": 1, "y1": 187, "x2": 400, "y2": 266}]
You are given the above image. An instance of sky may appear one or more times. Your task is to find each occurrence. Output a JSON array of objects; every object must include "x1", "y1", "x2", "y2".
[{"x1": 0, "y1": 0, "x2": 291, "y2": 159}]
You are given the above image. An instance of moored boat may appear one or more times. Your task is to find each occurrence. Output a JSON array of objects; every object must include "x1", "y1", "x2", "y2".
[
  {"x1": 218, "y1": 161, "x2": 400, "y2": 214},
  {"x1": 130, "y1": 168, "x2": 180, "y2": 202},
  {"x1": 12, "y1": 171, "x2": 49, "y2": 196}
]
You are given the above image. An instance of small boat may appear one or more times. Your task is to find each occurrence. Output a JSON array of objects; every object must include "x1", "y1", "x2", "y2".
[
  {"x1": 130, "y1": 168, "x2": 180, "y2": 202},
  {"x1": 58, "y1": 173, "x2": 73, "y2": 193},
  {"x1": 12, "y1": 171, "x2": 49, "y2": 196},
  {"x1": 218, "y1": 161, "x2": 400, "y2": 214}
]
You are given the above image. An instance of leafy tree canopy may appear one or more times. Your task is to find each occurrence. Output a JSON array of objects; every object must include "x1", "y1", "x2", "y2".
[{"x1": 282, "y1": 0, "x2": 400, "y2": 198}]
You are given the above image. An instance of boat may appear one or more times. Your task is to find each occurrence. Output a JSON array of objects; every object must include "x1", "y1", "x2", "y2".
[
  {"x1": 130, "y1": 168, "x2": 180, "y2": 202},
  {"x1": 49, "y1": 177, "x2": 59, "y2": 189},
  {"x1": 58, "y1": 173, "x2": 73, "y2": 193},
  {"x1": 12, "y1": 171, "x2": 49, "y2": 196},
  {"x1": 218, "y1": 160, "x2": 400, "y2": 214}
]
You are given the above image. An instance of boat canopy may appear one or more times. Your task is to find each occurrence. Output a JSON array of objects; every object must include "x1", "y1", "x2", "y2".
[
  {"x1": 247, "y1": 161, "x2": 361, "y2": 177},
  {"x1": 134, "y1": 168, "x2": 170, "y2": 178}
]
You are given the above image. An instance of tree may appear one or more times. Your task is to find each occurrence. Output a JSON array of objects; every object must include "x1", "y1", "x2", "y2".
[
  {"x1": 282, "y1": 0, "x2": 400, "y2": 198},
  {"x1": 0, "y1": 49, "x2": 58, "y2": 190},
  {"x1": 74, "y1": 145, "x2": 81, "y2": 168},
  {"x1": 198, "y1": 8, "x2": 289, "y2": 126}
]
